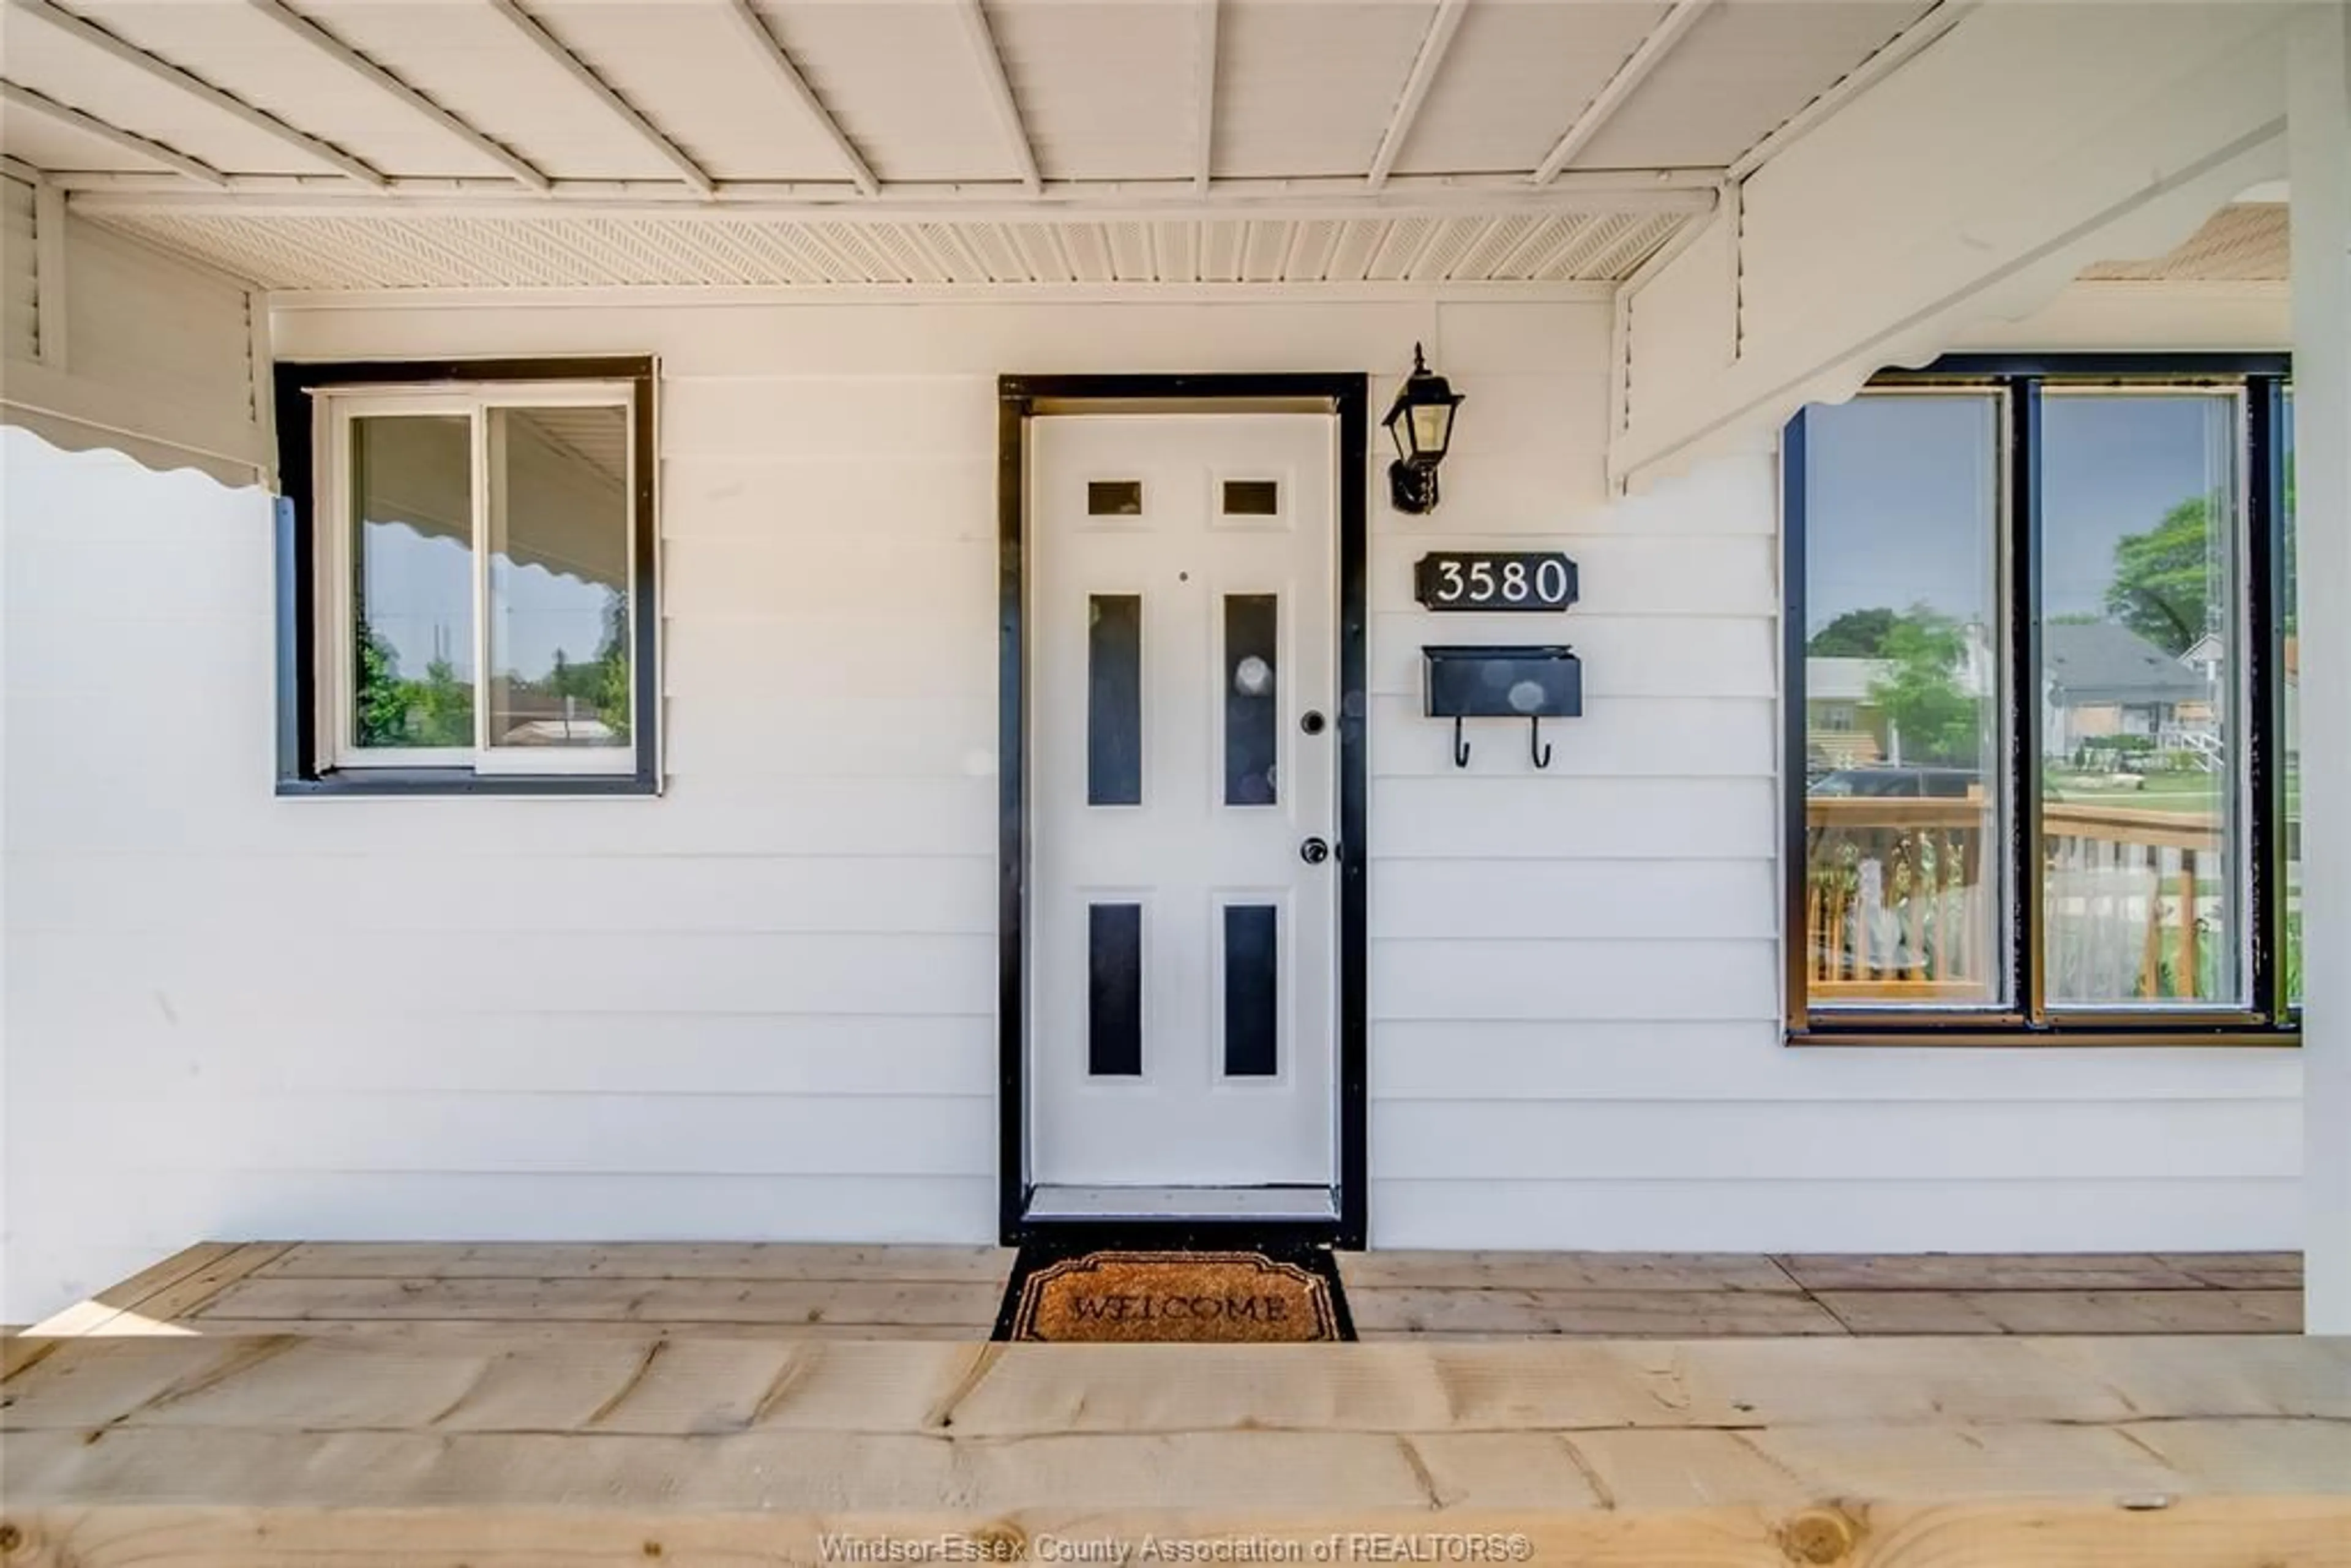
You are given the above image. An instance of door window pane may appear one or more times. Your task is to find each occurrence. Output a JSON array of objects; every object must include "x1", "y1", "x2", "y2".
[
  {"x1": 1223, "y1": 904, "x2": 1278, "y2": 1077},
  {"x1": 1088, "y1": 902, "x2": 1144, "y2": 1077},
  {"x1": 1223, "y1": 594, "x2": 1278, "y2": 806},
  {"x1": 2041, "y1": 392, "x2": 2242, "y2": 1007},
  {"x1": 350, "y1": 415, "x2": 474, "y2": 749},
  {"x1": 486, "y1": 407, "x2": 633, "y2": 751},
  {"x1": 1223, "y1": 479, "x2": 1280, "y2": 517},
  {"x1": 1087, "y1": 594, "x2": 1143, "y2": 805},
  {"x1": 1802, "y1": 395, "x2": 2004, "y2": 1005},
  {"x1": 1087, "y1": 480, "x2": 1143, "y2": 516}
]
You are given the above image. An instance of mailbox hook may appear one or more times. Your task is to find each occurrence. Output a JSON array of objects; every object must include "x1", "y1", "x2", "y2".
[
  {"x1": 1529, "y1": 716, "x2": 1552, "y2": 770},
  {"x1": 1452, "y1": 716, "x2": 1471, "y2": 769}
]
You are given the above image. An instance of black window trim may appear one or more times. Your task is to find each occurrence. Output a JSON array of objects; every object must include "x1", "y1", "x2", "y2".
[
  {"x1": 274, "y1": 356, "x2": 661, "y2": 798},
  {"x1": 1783, "y1": 351, "x2": 2298, "y2": 1048}
]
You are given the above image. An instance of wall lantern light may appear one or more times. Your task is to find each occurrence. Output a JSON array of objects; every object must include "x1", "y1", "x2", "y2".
[{"x1": 1382, "y1": 342, "x2": 1464, "y2": 516}]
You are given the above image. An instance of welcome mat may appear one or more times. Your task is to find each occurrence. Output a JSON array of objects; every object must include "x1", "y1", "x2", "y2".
[{"x1": 994, "y1": 1246, "x2": 1353, "y2": 1343}]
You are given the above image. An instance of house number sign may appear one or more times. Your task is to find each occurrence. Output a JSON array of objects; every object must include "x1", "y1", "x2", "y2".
[{"x1": 1414, "y1": 551, "x2": 1579, "y2": 612}]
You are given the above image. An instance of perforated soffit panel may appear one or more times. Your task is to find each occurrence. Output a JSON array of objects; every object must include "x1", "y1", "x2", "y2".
[{"x1": 76, "y1": 208, "x2": 1695, "y2": 290}]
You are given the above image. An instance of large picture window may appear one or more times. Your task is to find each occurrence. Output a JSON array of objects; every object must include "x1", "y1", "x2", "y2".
[
  {"x1": 1784, "y1": 356, "x2": 2296, "y2": 1044},
  {"x1": 276, "y1": 359, "x2": 658, "y2": 795}
]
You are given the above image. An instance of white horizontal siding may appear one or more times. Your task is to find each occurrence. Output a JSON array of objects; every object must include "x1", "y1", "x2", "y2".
[
  {"x1": 1374, "y1": 1101, "x2": 2298, "y2": 1182},
  {"x1": 1372, "y1": 861, "x2": 1775, "y2": 942},
  {"x1": 13, "y1": 1093, "x2": 993, "y2": 1177},
  {"x1": 17, "y1": 930, "x2": 993, "y2": 1016},
  {"x1": 1371, "y1": 939, "x2": 1778, "y2": 1023},
  {"x1": 1377, "y1": 778, "x2": 1776, "y2": 860},
  {"x1": 1372, "y1": 1178, "x2": 2297, "y2": 1255},
  {"x1": 0, "y1": 289, "x2": 2298, "y2": 1319},
  {"x1": 5, "y1": 1013, "x2": 996, "y2": 1099},
  {"x1": 1371, "y1": 1022, "x2": 2300, "y2": 1103}
]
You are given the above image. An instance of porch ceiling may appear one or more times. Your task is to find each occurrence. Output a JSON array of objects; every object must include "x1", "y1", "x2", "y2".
[{"x1": 0, "y1": 0, "x2": 1949, "y2": 290}]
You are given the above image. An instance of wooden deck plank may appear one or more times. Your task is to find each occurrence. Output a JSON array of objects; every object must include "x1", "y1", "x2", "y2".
[
  {"x1": 1344, "y1": 1286, "x2": 1848, "y2": 1337},
  {"x1": 16, "y1": 1245, "x2": 236, "y2": 1334},
  {"x1": 6, "y1": 1416, "x2": 2341, "y2": 1512},
  {"x1": 192, "y1": 1275, "x2": 1005, "y2": 1328},
  {"x1": 255, "y1": 1242, "x2": 1018, "y2": 1283},
  {"x1": 1813, "y1": 1290, "x2": 2011, "y2": 1334},
  {"x1": 1775, "y1": 1253, "x2": 2207, "y2": 1292},
  {"x1": 2156, "y1": 1253, "x2": 2306, "y2": 1290},
  {"x1": 1336, "y1": 1250, "x2": 1799, "y2": 1292},
  {"x1": 16, "y1": 1337, "x2": 2342, "y2": 1440},
  {"x1": 1968, "y1": 1289, "x2": 2304, "y2": 1335},
  {"x1": 159, "y1": 1317, "x2": 994, "y2": 1343},
  {"x1": 7, "y1": 1334, "x2": 2346, "y2": 1565},
  {"x1": 4, "y1": 1498, "x2": 2347, "y2": 1568},
  {"x1": 1820, "y1": 1289, "x2": 2303, "y2": 1337},
  {"x1": 2, "y1": 1426, "x2": 1452, "y2": 1511},
  {"x1": 2023, "y1": 1335, "x2": 2351, "y2": 1419},
  {"x1": 6, "y1": 1244, "x2": 293, "y2": 1378},
  {"x1": 2117, "y1": 1417, "x2": 2351, "y2": 1495}
]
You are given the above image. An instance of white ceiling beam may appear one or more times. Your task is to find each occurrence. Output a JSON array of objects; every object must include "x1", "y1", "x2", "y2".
[
  {"x1": 0, "y1": 78, "x2": 229, "y2": 186},
  {"x1": 1531, "y1": 0, "x2": 1717, "y2": 185},
  {"x1": 1727, "y1": 0, "x2": 1983, "y2": 181},
  {"x1": 722, "y1": 0, "x2": 876, "y2": 197},
  {"x1": 1, "y1": 153, "x2": 49, "y2": 186},
  {"x1": 5, "y1": 0, "x2": 388, "y2": 186},
  {"x1": 953, "y1": 0, "x2": 1041, "y2": 195},
  {"x1": 62, "y1": 170, "x2": 1719, "y2": 221},
  {"x1": 1194, "y1": 0, "x2": 1218, "y2": 194},
  {"x1": 244, "y1": 0, "x2": 549, "y2": 192},
  {"x1": 484, "y1": 0, "x2": 714, "y2": 197},
  {"x1": 1367, "y1": 0, "x2": 1469, "y2": 192}
]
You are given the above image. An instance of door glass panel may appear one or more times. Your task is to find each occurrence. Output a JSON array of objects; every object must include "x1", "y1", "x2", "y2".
[
  {"x1": 486, "y1": 406, "x2": 632, "y2": 752},
  {"x1": 2042, "y1": 391, "x2": 2243, "y2": 1007},
  {"x1": 1087, "y1": 594, "x2": 1143, "y2": 805},
  {"x1": 1088, "y1": 903, "x2": 1143, "y2": 1077},
  {"x1": 1802, "y1": 394, "x2": 2006, "y2": 1005},
  {"x1": 1087, "y1": 480, "x2": 1143, "y2": 516},
  {"x1": 1223, "y1": 479, "x2": 1280, "y2": 517},
  {"x1": 350, "y1": 415, "x2": 475, "y2": 749},
  {"x1": 1223, "y1": 593, "x2": 1278, "y2": 806},
  {"x1": 1223, "y1": 904, "x2": 1278, "y2": 1078}
]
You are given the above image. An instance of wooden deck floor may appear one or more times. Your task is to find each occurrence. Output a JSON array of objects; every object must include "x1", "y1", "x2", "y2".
[
  {"x1": 6, "y1": 1241, "x2": 2307, "y2": 1348},
  {"x1": 4, "y1": 1245, "x2": 2341, "y2": 1566}
]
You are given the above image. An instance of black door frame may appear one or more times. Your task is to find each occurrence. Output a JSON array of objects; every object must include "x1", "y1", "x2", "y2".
[{"x1": 997, "y1": 373, "x2": 1370, "y2": 1250}]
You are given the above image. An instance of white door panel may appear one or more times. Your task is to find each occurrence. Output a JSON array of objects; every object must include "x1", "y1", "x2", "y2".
[{"x1": 1030, "y1": 415, "x2": 1338, "y2": 1192}]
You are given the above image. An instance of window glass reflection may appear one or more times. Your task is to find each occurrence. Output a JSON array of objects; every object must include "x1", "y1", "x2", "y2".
[
  {"x1": 351, "y1": 415, "x2": 474, "y2": 749},
  {"x1": 2041, "y1": 392, "x2": 2243, "y2": 1007},
  {"x1": 1802, "y1": 395, "x2": 2004, "y2": 1006},
  {"x1": 486, "y1": 406, "x2": 632, "y2": 751}
]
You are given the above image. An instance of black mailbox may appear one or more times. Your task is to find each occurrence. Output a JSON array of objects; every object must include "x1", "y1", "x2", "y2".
[{"x1": 1422, "y1": 645, "x2": 1581, "y2": 768}]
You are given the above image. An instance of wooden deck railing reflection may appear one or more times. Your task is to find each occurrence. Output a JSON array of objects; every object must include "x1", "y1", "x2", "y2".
[{"x1": 1806, "y1": 795, "x2": 2225, "y2": 1003}]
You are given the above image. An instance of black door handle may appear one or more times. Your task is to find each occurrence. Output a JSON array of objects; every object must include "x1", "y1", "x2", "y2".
[{"x1": 1300, "y1": 837, "x2": 1331, "y2": 865}]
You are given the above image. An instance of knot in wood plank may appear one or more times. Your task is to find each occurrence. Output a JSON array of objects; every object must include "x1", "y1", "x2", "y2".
[{"x1": 1779, "y1": 1506, "x2": 1861, "y2": 1564}]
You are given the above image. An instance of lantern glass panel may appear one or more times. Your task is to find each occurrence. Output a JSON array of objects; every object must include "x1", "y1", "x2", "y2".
[{"x1": 1411, "y1": 400, "x2": 1454, "y2": 460}]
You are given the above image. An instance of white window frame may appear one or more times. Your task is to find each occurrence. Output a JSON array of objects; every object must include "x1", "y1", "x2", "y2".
[{"x1": 317, "y1": 380, "x2": 639, "y2": 779}]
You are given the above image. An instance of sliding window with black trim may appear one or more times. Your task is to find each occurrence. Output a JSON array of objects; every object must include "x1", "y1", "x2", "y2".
[
  {"x1": 274, "y1": 357, "x2": 660, "y2": 797},
  {"x1": 1783, "y1": 355, "x2": 2298, "y2": 1046}
]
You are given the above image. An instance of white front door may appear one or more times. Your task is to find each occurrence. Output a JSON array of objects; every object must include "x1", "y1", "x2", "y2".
[{"x1": 1029, "y1": 413, "x2": 1338, "y2": 1209}]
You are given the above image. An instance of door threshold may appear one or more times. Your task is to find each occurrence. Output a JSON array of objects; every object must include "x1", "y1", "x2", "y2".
[{"x1": 1024, "y1": 1184, "x2": 1340, "y2": 1223}]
